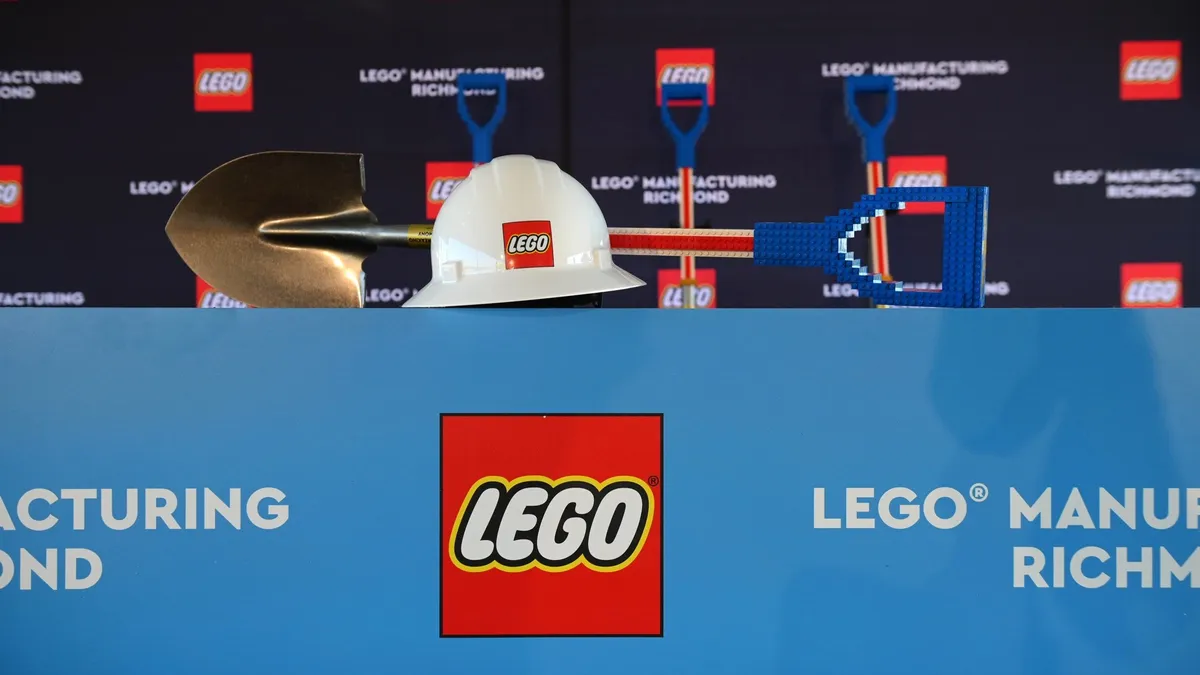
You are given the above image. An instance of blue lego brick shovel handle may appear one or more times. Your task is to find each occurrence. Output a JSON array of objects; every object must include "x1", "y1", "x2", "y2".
[
  {"x1": 752, "y1": 186, "x2": 990, "y2": 308},
  {"x1": 844, "y1": 75, "x2": 897, "y2": 163},
  {"x1": 456, "y1": 73, "x2": 508, "y2": 164},
  {"x1": 660, "y1": 83, "x2": 710, "y2": 170}
]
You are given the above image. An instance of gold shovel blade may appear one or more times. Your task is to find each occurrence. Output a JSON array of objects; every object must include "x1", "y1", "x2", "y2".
[{"x1": 166, "y1": 151, "x2": 381, "y2": 308}]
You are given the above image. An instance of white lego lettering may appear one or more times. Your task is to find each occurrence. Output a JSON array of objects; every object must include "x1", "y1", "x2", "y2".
[
  {"x1": 200, "y1": 291, "x2": 248, "y2": 308},
  {"x1": 454, "y1": 480, "x2": 650, "y2": 568},
  {"x1": 429, "y1": 178, "x2": 463, "y2": 202},
  {"x1": 660, "y1": 65, "x2": 711, "y2": 85},
  {"x1": 365, "y1": 288, "x2": 413, "y2": 304},
  {"x1": 812, "y1": 487, "x2": 969, "y2": 530},
  {"x1": 1053, "y1": 170, "x2": 1102, "y2": 185},
  {"x1": 198, "y1": 70, "x2": 249, "y2": 95},
  {"x1": 1124, "y1": 57, "x2": 1178, "y2": 83},
  {"x1": 1126, "y1": 280, "x2": 1179, "y2": 305},
  {"x1": 892, "y1": 172, "x2": 945, "y2": 188},
  {"x1": 129, "y1": 181, "x2": 178, "y2": 196},
  {"x1": 507, "y1": 233, "x2": 550, "y2": 255},
  {"x1": 0, "y1": 182, "x2": 19, "y2": 206},
  {"x1": 359, "y1": 68, "x2": 407, "y2": 83},
  {"x1": 661, "y1": 284, "x2": 715, "y2": 309},
  {"x1": 821, "y1": 62, "x2": 869, "y2": 77},
  {"x1": 590, "y1": 176, "x2": 638, "y2": 190}
]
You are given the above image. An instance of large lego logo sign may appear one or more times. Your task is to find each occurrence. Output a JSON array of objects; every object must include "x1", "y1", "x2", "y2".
[
  {"x1": 0, "y1": 165, "x2": 23, "y2": 223},
  {"x1": 194, "y1": 53, "x2": 254, "y2": 112},
  {"x1": 658, "y1": 268, "x2": 717, "y2": 308},
  {"x1": 1121, "y1": 262, "x2": 1182, "y2": 308},
  {"x1": 655, "y1": 48, "x2": 715, "y2": 107},
  {"x1": 1120, "y1": 41, "x2": 1182, "y2": 101},
  {"x1": 888, "y1": 156, "x2": 948, "y2": 215},
  {"x1": 425, "y1": 161, "x2": 473, "y2": 220},
  {"x1": 440, "y1": 413, "x2": 664, "y2": 637}
]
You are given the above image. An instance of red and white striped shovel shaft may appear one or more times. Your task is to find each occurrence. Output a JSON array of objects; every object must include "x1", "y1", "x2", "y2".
[
  {"x1": 677, "y1": 166, "x2": 697, "y2": 307},
  {"x1": 865, "y1": 160, "x2": 891, "y2": 280},
  {"x1": 608, "y1": 227, "x2": 754, "y2": 258}
]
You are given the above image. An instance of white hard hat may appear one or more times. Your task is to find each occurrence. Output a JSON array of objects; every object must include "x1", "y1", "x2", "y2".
[{"x1": 403, "y1": 155, "x2": 645, "y2": 308}]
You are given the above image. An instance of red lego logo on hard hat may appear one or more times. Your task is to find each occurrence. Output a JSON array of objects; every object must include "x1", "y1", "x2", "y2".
[
  {"x1": 658, "y1": 268, "x2": 717, "y2": 308},
  {"x1": 0, "y1": 165, "x2": 23, "y2": 224},
  {"x1": 425, "y1": 161, "x2": 474, "y2": 220},
  {"x1": 194, "y1": 53, "x2": 254, "y2": 112},
  {"x1": 440, "y1": 413, "x2": 664, "y2": 637},
  {"x1": 656, "y1": 48, "x2": 715, "y2": 107},
  {"x1": 887, "y1": 156, "x2": 948, "y2": 215},
  {"x1": 1120, "y1": 41, "x2": 1182, "y2": 101},
  {"x1": 502, "y1": 220, "x2": 555, "y2": 270},
  {"x1": 1121, "y1": 263, "x2": 1182, "y2": 308}
]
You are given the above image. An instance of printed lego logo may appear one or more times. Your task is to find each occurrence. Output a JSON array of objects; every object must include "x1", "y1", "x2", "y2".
[
  {"x1": 194, "y1": 53, "x2": 254, "y2": 112},
  {"x1": 0, "y1": 165, "x2": 23, "y2": 224},
  {"x1": 502, "y1": 220, "x2": 555, "y2": 270},
  {"x1": 1120, "y1": 41, "x2": 1182, "y2": 100},
  {"x1": 441, "y1": 413, "x2": 663, "y2": 637},
  {"x1": 1121, "y1": 263, "x2": 1182, "y2": 308},
  {"x1": 196, "y1": 277, "x2": 250, "y2": 308},
  {"x1": 450, "y1": 476, "x2": 653, "y2": 573},
  {"x1": 425, "y1": 161, "x2": 473, "y2": 220},
  {"x1": 888, "y1": 156, "x2": 948, "y2": 215},
  {"x1": 655, "y1": 48, "x2": 715, "y2": 107},
  {"x1": 658, "y1": 268, "x2": 717, "y2": 308}
]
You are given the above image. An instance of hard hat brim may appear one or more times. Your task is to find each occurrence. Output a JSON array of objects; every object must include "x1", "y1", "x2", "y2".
[{"x1": 402, "y1": 264, "x2": 645, "y2": 308}]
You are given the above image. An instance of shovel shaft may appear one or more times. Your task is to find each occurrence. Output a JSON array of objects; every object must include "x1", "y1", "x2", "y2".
[{"x1": 261, "y1": 223, "x2": 434, "y2": 248}]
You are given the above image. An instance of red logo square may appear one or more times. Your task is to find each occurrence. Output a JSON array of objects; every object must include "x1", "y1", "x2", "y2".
[
  {"x1": 502, "y1": 220, "x2": 555, "y2": 270},
  {"x1": 1121, "y1": 262, "x2": 1182, "y2": 307},
  {"x1": 194, "y1": 53, "x2": 254, "y2": 112},
  {"x1": 887, "y1": 156, "x2": 948, "y2": 215},
  {"x1": 440, "y1": 413, "x2": 664, "y2": 637},
  {"x1": 658, "y1": 268, "x2": 717, "y2": 308},
  {"x1": 655, "y1": 48, "x2": 715, "y2": 107},
  {"x1": 0, "y1": 165, "x2": 23, "y2": 224},
  {"x1": 1120, "y1": 41, "x2": 1182, "y2": 101},
  {"x1": 425, "y1": 161, "x2": 474, "y2": 220}
]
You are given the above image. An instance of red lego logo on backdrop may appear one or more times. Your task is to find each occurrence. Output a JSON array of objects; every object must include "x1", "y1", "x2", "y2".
[
  {"x1": 502, "y1": 220, "x2": 555, "y2": 270},
  {"x1": 0, "y1": 165, "x2": 23, "y2": 224},
  {"x1": 658, "y1": 268, "x2": 717, "y2": 308},
  {"x1": 425, "y1": 161, "x2": 474, "y2": 220},
  {"x1": 1121, "y1": 263, "x2": 1182, "y2": 308},
  {"x1": 440, "y1": 413, "x2": 664, "y2": 637},
  {"x1": 656, "y1": 48, "x2": 715, "y2": 107},
  {"x1": 196, "y1": 277, "x2": 250, "y2": 308},
  {"x1": 887, "y1": 156, "x2": 948, "y2": 215},
  {"x1": 194, "y1": 53, "x2": 254, "y2": 112},
  {"x1": 1120, "y1": 41, "x2": 1182, "y2": 101}
]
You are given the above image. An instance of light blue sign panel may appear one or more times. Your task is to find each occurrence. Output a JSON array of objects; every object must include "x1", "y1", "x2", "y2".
[{"x1": 1, "y1": 309, "x2": 1198, "y2": 675}]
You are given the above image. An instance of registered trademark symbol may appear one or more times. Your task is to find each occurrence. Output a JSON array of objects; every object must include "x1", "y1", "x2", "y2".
[
  {"x1": 969, "y1": 483, "x2": 989, "y2": 502},
  {"x1": 648, "y1": 475, "x2": 660, "y2": 487}
]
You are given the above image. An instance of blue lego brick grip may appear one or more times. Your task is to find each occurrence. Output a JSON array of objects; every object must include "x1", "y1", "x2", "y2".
[
  {"x1": 660, "y1": 83, "x2": 710, "y2": 169},
  {"x1": 844, "y1": 75, "x2": 897, "y2": 163},
  {"x1": 456, "y1": 73, "x2": 508, "y2": 164},
  {"x1": 754, "y1": 186, "x2": 989, "y2": 308}
]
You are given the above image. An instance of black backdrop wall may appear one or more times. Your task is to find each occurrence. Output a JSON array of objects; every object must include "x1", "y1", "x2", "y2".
[{"x1": 1, "y1": 0, "x2": 1196, "y2": 308}]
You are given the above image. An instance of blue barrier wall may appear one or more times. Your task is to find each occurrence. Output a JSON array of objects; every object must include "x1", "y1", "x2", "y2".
[{"x1": 1, "y1": 309, "x2": 1198, "y2": 674}]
